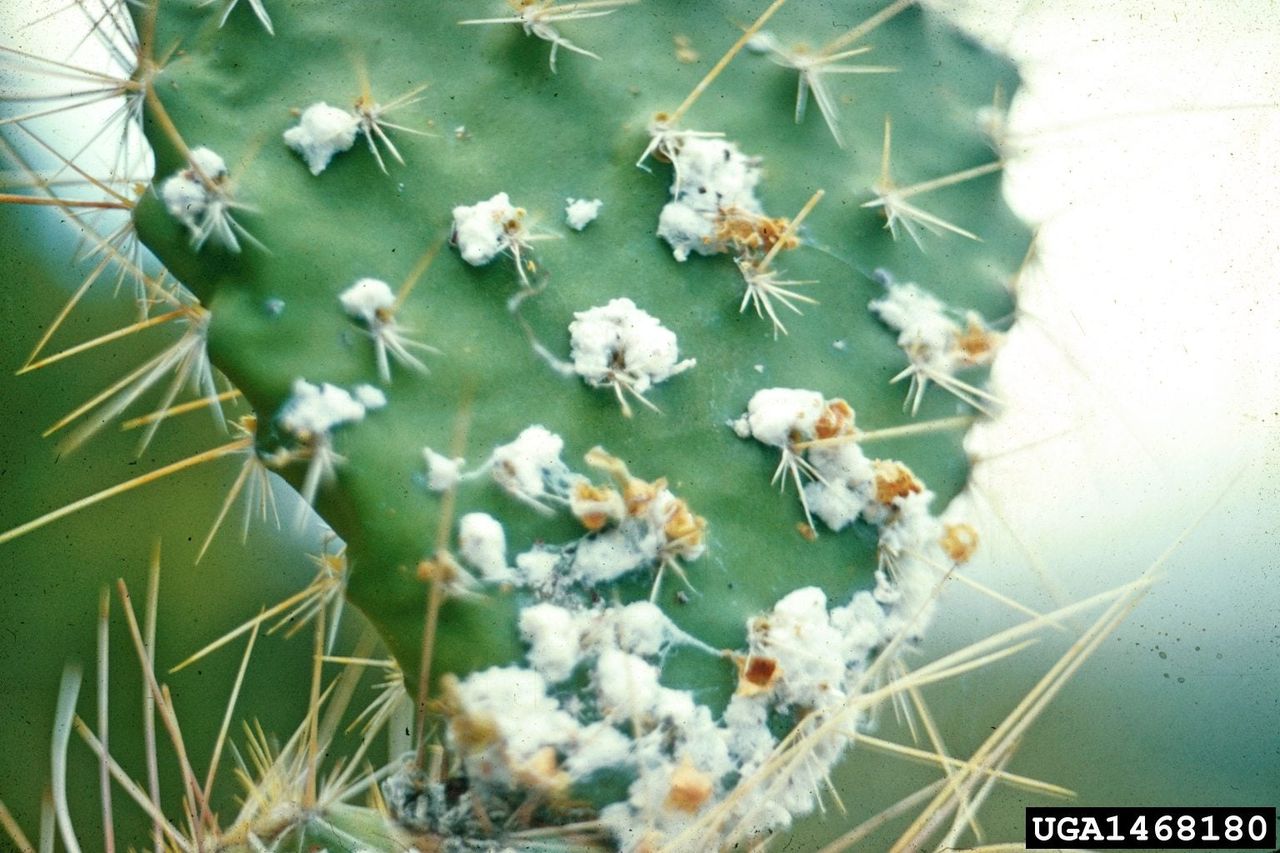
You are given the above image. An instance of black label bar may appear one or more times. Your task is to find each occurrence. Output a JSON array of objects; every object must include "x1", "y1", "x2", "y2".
[{"x1": 1025, "y1": 806, "x2": 1276, "y2": 850}]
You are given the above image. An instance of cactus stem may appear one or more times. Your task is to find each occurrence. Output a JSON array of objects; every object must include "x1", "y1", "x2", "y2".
[
  {"x1": 637, "y1": 0, "x2": 790, "y2": 170},
  {"x1": 866, "y1": 116, "x2": 1004, "y2": 247},
  {"x1": 203, "y1": 0, "x2": 275, "y2": 35},
  {"x1": 352, "y1": 77, "x2": 434, "y2": 174},
  {"x1": 0, "y1": 192, "x2": 129, "y2": 209},
  {"x1": 669, "y1": 0, "x2": 790, "y2": 126},
  {"x1": 121, "y1": 389, "x2": 244, "y2": 431},
  {"x1": 796, "y1": 415, "x2": 976, "y2": 450},
  {"x1": 41, "y1": 306, "x2": 221, "y2": 454},
  {"x1": 195, "y1": 416, "x2": 280, "y2": 565},
  {"x1": 0, "y1": 436, "x2": 251, "y2": 547},
  {"x1": 393, "y1": 236, "x2": 447, "y2": 311},
  {"x1": 458, "y1": 1, "x2": 638, "y2": 73},
  {"x1": 0, "y1": 0, "x2": 1037, "y2": 842},
  {"x1": 95, "y1": 590, "x2": 117, "y2": 853},
  {"x1": 117, "y1": 577, "x2": 211, "y2": 847},
  {"x1": 892, "y1": 362, "x2": 1001, "y2": 416},
  {"x1": 201, "y1": 616, "x2": 262, "y2": 808},
  {"x1": 755, "y1": 38, "x2": 895, "y2": 148},
  {"x1": 823, "y1": 0, "x2": 916, "y2": 56},
  {"x1": 170, "y1": 550, "x2": 347, "y2": 672},
  {"x1": 17, "y1": 307, "x2": 183, "y2": 375},
  {"x1": 0, "y1": 800, "x2": 34, "y2": 853},
  {"x1": 51, "y1": 666, "x2": 85, "y2": 853},
  {"x1": 72, "y1": 719, "x2": 190, "y2": 850}
]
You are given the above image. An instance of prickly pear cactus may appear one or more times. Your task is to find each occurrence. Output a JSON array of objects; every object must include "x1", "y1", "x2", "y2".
[{"x1": 18, "y1": 0, "x2": 1030, "y2": 847}]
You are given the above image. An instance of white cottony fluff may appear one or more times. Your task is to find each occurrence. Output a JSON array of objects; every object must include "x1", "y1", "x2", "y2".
[
  {"x1": 570, "y1": 525, "x2": 661, "y2": 585},
  {"x1": 732, "y1": 388, "x2": 888, "y2": 533},
  {"x1": 868, "y1": 274, "x2": 1001, "y2": 414},
  {"x1": 276, "y1": 379, "x2": 380, "y2": 513},
  {"x1": 565, "y1": 722, "x2": 633, "y2": 780},
  {"x1": 596, "y1": 649, "x2": 663, "y2": 720},
  {"x1": 569, "y1": 485, "x2": 703, "y2": 586},
  {"x1": 160, "y1": 170, "x2": 208, "y2": 225},
  {"x1": 352, "y1": 384, "x2": 386, "y2": 410},
  {"x1": 671, "y1": 137, "x2": 762, "y2": 210},
  {"x1": 278, "y1": 379, "x2": 368, "y2": 437},
  {"x1": 187, "y1": 146, "x2": 228, "y2": 181},
  {"x1": 516, "y1": 599, "x2": 697, "y2": 691},
  {"x1": 569, "y1": 298, "x2": 695, "y2": 407},
  {"x1": 830, "y1": 591, "x2": 889, "y2": 662},
  {"x1": 514, "y1": 546, "x2": 561, "y2": 591},
  {"x1": 875, "y1": 490, "x2": 939, "y2": 553},
  {"x1": 488, "y1": 425, "x2": 572, "y2": 512},
  {"x1": 486, "y1": 427, "x2": 705, "y2": 588},
  {"x1": 422, "y1": 447, "x2": 466, "y2": 492},
  {"x1": 451, "y1": 192, "x2": 519, "y2": 266},
  {"x1": 745, "y1": 31, "x2": 777, "y2": 54},
  {"x1": 160, "y1": 147, "x2": 239, "y2": 250},
  {"x1": 655, "y1": 202, "x2": 715, "y2": 263},
  {"x1": 565, "y1": 197, "x2": 603, "y2": 230},
  {"x1": 457, "y1": 512, "x2": 513, "y2": 583},
  {"x1": 657, "y1": 136, "x2": 763, "y2": 261},
  {"x1": 519, "y1": 603, "x2": 583, "y2": 683},
  {"x1": 338, "y1": 277, "x2": 395, "y2": 324},
  {"x1": 748, "y1": 587, "x2": 849, "y2": 710},
  {"x1": 721, "y1": 695, "x2": 776, "y2": 779},
  {"x1": 338, "y1": 275, "x2": 436, "y2": 381},
  {"x1": 283, "y1": 102, "x2": 360, "y2": 175},
  {"x1": 732, "y1": 387, "x2": 825, "y2": 447},
  {"x1": 594, "y1": 567, "x2": 955, "y2": 848},
  {"x1": 803, "y1": 442, "x2": 876, "y2": 531},
  {"x1": 453, "y1": 412, "x2": 965, "y2": 848},
  {"x1": 450, "y1": 667, "x2": 579, "y2": 771},
  {"x1": 609, "y1": 601, "x2": 672, "y2": 657},
  {"x1": 869, "y1": 280, "x2": 961, "y2": 373}
]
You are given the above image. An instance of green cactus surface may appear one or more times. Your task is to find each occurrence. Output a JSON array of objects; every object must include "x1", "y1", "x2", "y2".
[{"x1": 133, "y1": 0, "x2": 1024, "y2": 685}]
